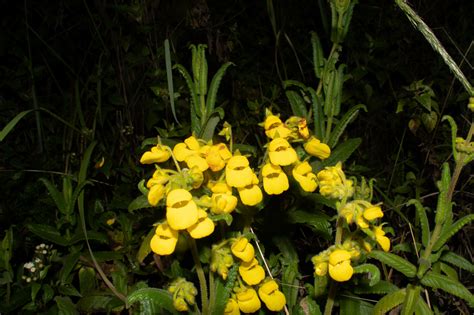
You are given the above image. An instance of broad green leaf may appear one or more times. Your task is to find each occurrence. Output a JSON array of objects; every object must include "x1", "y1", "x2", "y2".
[
  {"x1": 31, "y1": 282, "x2": 41, "y2": 302},
  {"x1": 339, "y1": 295, "x2": 374, "y2": 315},
  {"x1": 164, "y1": 39, "x2": 179, "y2": 124},
  {"x1": 368, "y1": 250, "x2": 417, "y2": 278},
  {"x1": 313, "y1": 138, "x2": 362, "y2": 172},
  {"x1": 295, "y1": 296, "x2": 322, "y2": 315},
  {"x1": 39, "y1": 178, "x2": 67, "y2": 214},
  {"x1": 60, "y1": 251, "x2": 81, "y2": 284},
  {"x1": 311, "y1": 32, "x2": 325, "y2": 79},
  {"x1": 433, "y1": 214, "x2": 474, "y2": 251},
  {"x1": 128, "y1": 195, "x2": 150, "y2": 212},
  {"x1": 401, "y1": 284, "x2": 421, "y2": 315},
  {"x1": 420, "y1": 271, "x2": 474, "y2": 307},
  {"x1": 414, "y1": 297, "x2": 433, "y2": 315},
  {"x1": 27, "y1": 223, "x2": 69, "y2": 246},
  {"x1": 79, "y1": 266, "x2": 97, "y2": 295},
  {"x1": 200, "y1": 108, "x2": 224, "y2": 141},
  {"x1": 68, "y1": 230, "x2": 108, "y2": 245},
  {"x1": 286, "y1": 90, "x2": 308, "y2": 118},
  {"x1": 354, "y1": 280, "x2": 399, "y2": 295},
  {"x1": 288, "y1": 210, "x2": 332, "y2": 239},
  {"x1": 328, "y1": 104, "x2": 367, "y2": 148},
  {"x1": 55, "y1": 296, "x2": 79, "y2": 315},
  {"x1": 127, "y1": 288, "x2": 179, "y2": 314},
  {"x1": 58, "y1": 284, "x2": 82, "y2": 297},
  {"x1": 206, "y1": 62, "x2": 233, "y2": 115},
  {"x1": 373, "y1": 288, "x2": 406, "y2": 315},
  {"x1": 0, "y1": 109, "x2": 33, "y2": 142},
  {"x1": 440, "y1": 251, "x2": 474, "y2": 273},
  {"x1": 407, "y1": 199, "x2": 430, "y2": 247},
  {"x1": 434, "y1": 163, "x2": 451, "y2": 225},
  {"x1": 352, "y1": 263, "x2": 380, "y2": 286},
  {"x1": 137, "y1": 227, "x2": 155, "y2": 263}
]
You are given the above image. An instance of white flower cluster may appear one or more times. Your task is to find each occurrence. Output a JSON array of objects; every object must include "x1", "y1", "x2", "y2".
[{"x1": 21, "y1": 243, "x2": 52, "y2": 283}]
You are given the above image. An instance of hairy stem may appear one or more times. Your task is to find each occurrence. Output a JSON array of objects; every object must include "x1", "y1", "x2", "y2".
[{"x1": 189, "y1": 236, "x2": 209, "y2": 315}]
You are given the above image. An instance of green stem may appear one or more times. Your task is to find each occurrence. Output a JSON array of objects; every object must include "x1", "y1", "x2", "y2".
[
  {"x1": 334, "y1": 217, "x2": 344, "y2": 245},
  {"x1": 324, "y1": 281, "x2": 338, "y2": 315},
  {"x1": 188, "y1": 236, "x2": 209, "y2": 315},
  {"x1": 208, "y1": 269, "x2": 215, "y2": 313}
]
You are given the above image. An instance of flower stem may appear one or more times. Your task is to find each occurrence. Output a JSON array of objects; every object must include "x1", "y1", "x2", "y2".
[
  {"x1": 188, "y1": 236, "x2": 209, "y2": 315},
  {"x1": 324, "y1": 281, "x2": 338, "y2": 315}
]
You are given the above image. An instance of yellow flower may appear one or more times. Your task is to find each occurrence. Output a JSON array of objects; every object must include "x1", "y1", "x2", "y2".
[
  {"x1": 225, "y1": 156, "x2": 254, "y2": 188},
  {"x1": 236, "y1": 288, "x2": 261, "y2": 314},
  {"x1": 150, "y1": 223, "x2": 179, "y2": 256},
  {"x1": 268, "y1": 138, "x2": 297, "y2": 166},
  {"x1": 258, "y1": 279, "x2": 286, "y2": 312},
  {"x1": 224, "y1": 298, "x2": 241, "y2": 315},
  {"x1": 211, "y1": 244, "x2": 234, "y2": 280},
  {"x1": 146, "y1": 169, "x2": 170, "y2": 188},
  {"x1": 304, "y1": 137, "x2": 331, "y2": 160},
  {"x1": 363, "y1": 206, "x2": 384, "y2": 221},
  {"x1": 148, "y1": 184, "x2": 166, "y2": 206},
  {"x1": 187, "y1": 209, "x2": 215, "y2": 239},
  {"x1": 166, "y1": 189, "x2": 199, "y2": 230},
  {"x1": 311, "y1": 254, "x2": 329, "y2": 276},
  {"x1": 185, "y1": 154, "x2": 209, "y2": 172},
  {"x1": 140, "y1": 144, "x2": 171, "y2": 164},
  {"x1": 298, "y1": 118, "x2": 309, "y2": 139},
  {"x1": 292, "y1": 161, "x2": 317, "y2": 192},
  {"x1": 206, "y1": 143, "x2": 232, "y2": 172},
  {"x1": 328, "y1": 249, "x2": 353, "y2": 282},
  {"x1": 173, "y1": 136, "x2": 209, "y2": 171},
  {"x1": 231, "y1": 237, "x2": 255, "y2": 262},
  {"x1": 317, "y1": 162, "x2": 354, "y2": 200},
  {"x1": 262, "y1": 163, "x2": 289, "y2": 195},
  {"x1": 238, "y1": 174, "x2": 263, "y2": 206},
  {"x1": 339, "y1": 202, "x2": 356, "y2": 224},
  {"x1": 211, "y1": 193, "x2": 238, "y2": 214},
  {"x1": 356, "y1": 213, "x2": 370, "y2": 229},
  {"x1": 208, "y1": 180, "x2": 233, "y2": 194},
  {"x1": 264, "y1": 115, "x2": 291, "y2": 139},
  {"x1": 373, "y1": 225, "x2": 390, "y2": 252},
  {"x1": 239, "y1": 258, "x2": 265, "y2": 285}
]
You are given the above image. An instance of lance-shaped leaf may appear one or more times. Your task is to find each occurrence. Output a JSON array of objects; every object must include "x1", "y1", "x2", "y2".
[
  {"x1": 286, "y1": 90, "x2": 308, "y2": 118},
  {"x1": 433, "y1": 214, "x2": 474, "y2": 251},
  {"x1": 164, "y1": 39, "x2": 179, "y2": 124},
  {"x1": 211, "y1": 265, "x2": 238, "y2": 315},
  {"x1": 127, "y1": 288, "x2": 179, "y2": 314},
  {"x1": 373, "y1": 288, "x2": 406, "y2": 315},
  {"x1": 328, "y1": 104, "x2": 367, "y2": 148},
  {"x1": 173, "y1": 64, "x2": 200, "y2": 133},
  {"x1": 308, "y1": 87, "x2": 324, "y2": 139},
  {"x1": 434, "y1": 163, "x2": 451, "y2": 225},
  {"x1": 311, "y1": 31, "x2": 325, "y2": 79},
  {"x1": 354, "y1": 280, "x2": 399, "y2": 295},
  {"x1": 407, "y1": 199, "x2": 430, "y2": 247},
  {"x1": 441, "y1": 115, "x2": 459, "y2": 161},
  {"x1": 200, "y1": 108, "x2": 224, "y2": 141},
  {"x1": 312, "y1": 138, "x2": 361, "y2": 172},
  {"x1": 440, "y1": 251, "x2": 474, "y2": 273},
  {"x1": 0, "y1": 109, "x2": 34, "y2": 142},
  {"x1": 414, "y1": 296, "x2": 433, "y2": 315},
  {"x1": 368, "y1": 250, "x2": 417, "y2": 278},
  {"x1": 198, "y1": 45, "x2": 208, "y2": 97},
  {"x1": 274, "y1": 236, "x2": 299, "y2": 311},
  {"x1": 420, "y1": 271, "x2": 474, "y2": 308},
  {"x1": 353, "y1": 263, "x2": 381, "y2": 286},
  {"x1": 205, "y1": 62, "x2": 233, "y2": 116},
  {"x1": 401, "y1": 284, "x2": 421, "y2": 315},
  {"x1": 39, "y1": 178, "x2": 67, "y2": 214}
]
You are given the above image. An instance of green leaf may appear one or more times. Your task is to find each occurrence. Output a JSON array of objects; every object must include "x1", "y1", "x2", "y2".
[
  {"x1": 352, "y1": 263, "x2": 381, "y2": 286},
  {"x1": 68, "y1": 230, "x2": 108, "y2": 245},
  {"x1": 372, "y1": 288, "x2": 406, "y2": 315},
  {"x1": 128, "y1": 195, "x2": 150, "y2": 212},
  {"x1": 164, "y1": 39, "x2": 179, "y2": 124},
  {"x1": 174, "y1": 63, "x2": 200, "y2": 134},
  {"x1": 441, "y1": 115, "x2": 458, "y2": 161},
  {"x1": 209, "y1": 213, "x2": 233, "y2": 226},
  {"x1": 439, "y1": 262, "x2": 458, "y2": 281},
  {"x1": 77, "y1": 295, "x2": 118, "y2": 313},
  {"x1": 414, "y1": 297, "x2": 433, "y2": 315},
  {"x1": 39, "y1": 178, "x2": 67, "y2": 214},
  {"x1": 27, "y1": 224, "x2": 69, "y2": 246},
  {"x1": 407, "y1": 200, "x2": 430, "y2": 247},
  {"x1": 137, "y1": 227, "x2": 155, "y2": 263},
  {"x1": 328, "y1": 104, "x2": 367, "y2": 148},
  {"x1": 312, "y1": 138, "x2": 362, "y2": 172},
  {"x1": 420, "y1": 271, "x2": 474, "y2": 307},
  {"x1": 401, "y1": 284, "x2": 421, "y2": 315},
  {"x1": 284, "y1": 80, "x2": 309, "y2": 91},
  {"x1": 211, "y1": 266, "x2": 237, "y2": 315},
  {"x1": 286, "y1": 90, "x2": 308, "y2": 118},
  {"x1": 55, "y1": 296, "x2": 79, "y2": 315},
  {"x1": 288, "y1": 210, "x2": 332, "y2": 239},
  {"x1": 354, "y1": 280, "x2": 399, "y2": 295},
  {"x1": 206, "y1": 62, "x2": 233, "y2": 115},
  {"x1": 79, "y1": 266, "x2": 97, "y2": 295},
  {"x1": 433, "y1": 214, "x2": 474, "y2": 251},
  {"x1": 0, "y1": 109, "x2": 34, "y2": 142},
  {"x1": 368, "y1": 250, "x2": 417, "y2": 278},
  {"x1": 273, "y1": 237, "x2": 299, "y2": 310},
  {"x1": 295, "y1": 296, "x2": 322, "y2": 315},
  {"x1": 434, "y1": 163, "x2": 451, "y2": 225},
  {"x1": 339, "y1": 295, "x2": 374, "y2": 315},
  {"x1": 67, "y1": 180, "x2": 92, "y2": 215},
  {"x1": 440, "y1": 251, "x2": 474, "y2": 273},
  {"x1": 308, "y1": 87, "x2": 324, "y2": 139},
  {"x1": 311, "y1": 32, "x2": 325, "y2": 79},
  {"x1": 60, "y1": 251, "x2": 81, "y2": 284},
  {"x1": 200, "y1": 108, "x2": 224, "y2": 141},
  {"x1": 127, "y1": 288, "x2": 179, "y2": 314}
]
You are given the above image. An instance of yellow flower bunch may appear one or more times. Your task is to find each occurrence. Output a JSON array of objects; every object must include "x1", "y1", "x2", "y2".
[
  {"x1": 311, "y1": 242, "x2": 361, "y2": 282},
  {"x1": 168, "y1": 278, "x2": 198, "y2": 312},
  {"x1": 316, "y1": 162, "x2": 354, "y2": 200}
]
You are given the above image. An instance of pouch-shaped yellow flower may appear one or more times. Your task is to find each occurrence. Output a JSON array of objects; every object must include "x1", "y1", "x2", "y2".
[
  {"x1": 150, "y1": 223, "x2": 179, "y2": 256},
  {"x1": 140, "y1": 145, "x2": 171, "y2": 164},
  {"x1": 166, "y1": 189, "x2": 199, "y2": 230},
  {"x1": 206, "y1": 143, "x2": 232, "y2": 172},
  {"x1": 363, "y1": 206, "x2": 384, "y2": 221},
  {"x1": 373, "y1": 225, "x2": 390, "y2": 252},
  {"x1": 292, "y1": 161, "x2": 317, "y2": 192},
  {"x1": 262, "y1": 163, "x2": 289, "y2": 195},
  {"x1": 208, "y1": 180, "x2": 233, "y2": 194},
  {"x1": 211, "y1": 193, "x2": 238, "y2": 214},
  {"x1": 225, "y1": 156, "x2": 254, "y2": 188},
  {"x1": 239, "y1": 258, "x2": 265, "y2": 285},
  {"x1": 258, "y1": 279, "x2": 287, "y2": 312},
  {"x1": 236, "y1": 288, "x2": 261, "y2": 314},
  {"x1": 268, "y1": 138, "x2": 297, "y2": 166},
  {"x1": 231, "y1": 237, "x2": 255, "y2": 262},
  {"x1": 238, "y1": 182, "x2": 263, "y2": 206},
  {"x1": 304, "y1": 137, "x2": 331, "y2": 160},
  {"x1": 148, "y1": 184, "x2": 166, "y2": 206},
  {"x1": 224, "y1": 298, "x2": 241, "y2": 315},
  {"x1": 146, "y1": 169, "x2": 170, "y2": 188},
  {"x1": 264, "y1": 115, "x2": 291, "y2": 139},
  {"x1": 185, "y1": 154, "x2": 209, "y2": 172},
  {"x1": 328, "y1": 249, "x2": 353, "y2": 282},
  {"x1": 187, "y1": 209, "x2": 215, "y2": 239}
]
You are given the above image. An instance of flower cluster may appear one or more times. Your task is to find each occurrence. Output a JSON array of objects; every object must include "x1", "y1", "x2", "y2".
[
  {"x1": 167, "y1": 278, "x2": 198, "y2": 312},
  {"x1": 259, "y1": 110, "x2": 331, "y2": 196},
  {"x1": 21, "y1": 243, "x2": 53, "y2": 283}
]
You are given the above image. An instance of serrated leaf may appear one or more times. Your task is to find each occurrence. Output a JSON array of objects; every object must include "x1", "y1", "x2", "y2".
[
  {"x1": 137, "y1": 227, "x2": 155, "y2": 263},
  {"x1": 440, "y1": 251, "x2": 474, "y2": 273},
  {"x1": 27, "y1": 223, "x2": 69, "y2": 246},
  {"x1": 311, "y1": 32, "x2": 324, "y2": 79},
  {"x1": 433, "y1": 214, "x2": 474, "y2": 251},
  {"x1": 434, "y1": 163, "x2": 451, "y2": 225},
  {"x1": 0, "y1": 109, "x2": 33, "y2": 142},
  {"x1": 60, "y1": 251, "x2": 81, "y2": 284},
  {"x1": 286, "y1": 90, "x2": 308, "y2": 118},
  {"x1": 439, "y1": 262, "x2": 458, "y2": 281},
  {"x1": 354, "y1": 280, "x2": 399, "y2": 295},
  {"x1": 407, "y1": 199, "x2": 430, "y2": 247},
  {"x1": 296, "y1": 296, "x2": 322, "y2": 315},
  {"x1": 401, "y1": 284, "x2": 421, "y2": 315},
  {"x1": 420, "y1": 271, "x2": 474, "y2": 307},
  {"x1": 373, "y1": 288, "x2": 406, "y2": 315},
  {"x1": 414, "y1": 296, "x2": 433, "y2": 315},
  {"x1": 55, "y1": 296, "x2": 79, "y2": 315},
  {"x1": 206, "y1": 62, "x2": 233, "y2": 115},
  {"x1": 288, "y1": 210, "x2": 332, "y2": 239},
  {"x1": 211, "y1": 265, "x2": 238, "y2": 315},
  {"x1": 368, "y1": 250, "x2": 417, "y2": 278},
  {"x1": 127, "y1": 288, "x2": 179, "y2": 314},
  {"x1": 273, "y1": 237, "x2": 299, "y2": 310},
  {"x1": 39, "y1": 178, "x2": 67, "y2": 214},
  {"x1": 128, "y1": 195, "x2": 150, "y2": 212},
  {"x1": 353, "y1": 263, "x2": 381, "y2": 286},
  {"x1": 68, "y1": 230, "x2": 108, "y2": 245},
  {"x1": 284, "y1": 80, "x2": 309, "y2": 91},
  {"x1": 308, "y1": 87, "x2": 324, "y2": 139},
  {"x1": 441, "y1": 115, "x2": 459, "y2": 161},
  {"x1": 328, "y1": 104, "x2": 367, "y2": 148},
  {"x1": 174, "y1": 63, "x2": 199, "y2": 134},
  {"x1": 312, "y1": 138, "x2": 362, "y2": 172},
  {"x1": 339, "y1": 295, "x2": 374, "y2": 315}
]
